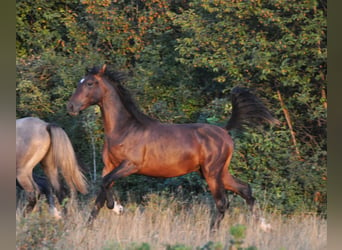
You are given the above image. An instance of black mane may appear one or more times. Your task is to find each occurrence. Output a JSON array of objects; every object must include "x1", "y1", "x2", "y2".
[
  {"x1": 87, "y1": 66, "x2": 126, "y2": 84},
  {"x1": 89, "y1": 66, "x2": 157, "y2": 126}
]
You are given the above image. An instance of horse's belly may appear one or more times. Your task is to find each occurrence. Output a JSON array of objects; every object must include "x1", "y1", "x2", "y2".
[{"x1": 138, "y1": 154, "x2": 200, "y2": 178}]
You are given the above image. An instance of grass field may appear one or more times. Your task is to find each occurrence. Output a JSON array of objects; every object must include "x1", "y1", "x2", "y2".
[{"x1": 16, "y1": 193, "x2": 326, "y2": 250}]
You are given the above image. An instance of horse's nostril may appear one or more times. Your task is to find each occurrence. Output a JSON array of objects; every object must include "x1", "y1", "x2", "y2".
[
  {"x1": 67, "y1": 102, "x2": 80, "y2": 116},
  {"x1": 67, "y1": 103, "x2": 73, "y2": 112}
]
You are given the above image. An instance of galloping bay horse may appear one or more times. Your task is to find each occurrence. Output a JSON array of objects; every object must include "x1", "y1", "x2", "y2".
[
  {"x1": 67, "y1": 65, "x2": 278, "y2": 228},
  {"x1": 16, "y1": 117, "x2": 88, "y2": 218}
]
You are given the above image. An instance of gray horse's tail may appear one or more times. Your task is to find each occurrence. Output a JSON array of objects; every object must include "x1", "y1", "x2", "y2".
[{"x1": 46, "y1": 124, "x2": 88, "y2": 195}]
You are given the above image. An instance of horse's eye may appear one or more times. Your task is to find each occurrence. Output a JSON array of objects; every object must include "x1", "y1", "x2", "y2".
[{"x1": 87, "y1": 81, "x2": 94, "y2": 87}]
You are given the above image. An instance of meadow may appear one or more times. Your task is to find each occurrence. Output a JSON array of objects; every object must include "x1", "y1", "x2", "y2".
[
  {"x1": 16, "y1": 192, "x2": 326, "y2": 250},
  {"x1": 16, "y1": 1, "x2": 326, "y2": 249}
]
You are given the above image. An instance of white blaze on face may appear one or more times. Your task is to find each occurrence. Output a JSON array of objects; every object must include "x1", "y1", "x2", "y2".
[
  {"x1": 112, "y1": 201, "x2": 124, "y2": 215},
  {"x1": 80, "y1": 78, "x2": 85, "y2": 84}
]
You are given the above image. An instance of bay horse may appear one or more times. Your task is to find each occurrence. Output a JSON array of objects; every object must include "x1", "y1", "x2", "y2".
[
  {"x1": 16, "y1": 117, "x2": 88, "y2": 218},
  {"x1": 67, "y1": 65, "x2": 278, "y2": 228}
]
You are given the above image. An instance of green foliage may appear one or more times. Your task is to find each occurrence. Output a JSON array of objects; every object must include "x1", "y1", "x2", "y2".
[
  {"x1": 114, "y1": 173, "x2": 208, "y2": 210},
  {"x1": 166, "y1": 244, "x2": 192, "y2": 250},
  {"x1": 229, "y1": 224, "x2": 257, "y2": 250},
  {"x1": 102, "y1": 242, "x2": 151, "y2": 250},
  {"x1": 16, "y1": 0, "x2": 326, "y2": 216},
  {"x1": 197, "y1": 241, "x2": 224, "y2": 250},
  {"x1": 230, "y1": 224, "x2": 247, "y2": 241}
]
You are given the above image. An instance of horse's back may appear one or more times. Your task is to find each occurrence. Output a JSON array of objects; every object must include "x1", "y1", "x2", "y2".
[
  {"x1": 16, "y1": 117, "x2": 51, "y2": 171},
  {"x1": 157, "y1": 122, "x2": 232, "y2": 147},
  {"x1": 175, "y1": 122, "x2": 234, "y2": 158}
]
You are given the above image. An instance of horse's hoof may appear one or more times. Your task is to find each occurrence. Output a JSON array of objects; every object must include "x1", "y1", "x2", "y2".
[
  {"x1": 111, "y1": 201, "x2": 124, "y2": 215},
  {"x1": 106, "y1": 200, "x2": 114, "y2": 209}
]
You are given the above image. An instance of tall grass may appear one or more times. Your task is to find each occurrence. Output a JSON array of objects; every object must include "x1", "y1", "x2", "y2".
[{"x1": 16, "y1": 193, "x2": 326, "y2": 250}]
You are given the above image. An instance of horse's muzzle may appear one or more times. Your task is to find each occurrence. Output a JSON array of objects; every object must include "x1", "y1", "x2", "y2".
[{"x1": 67, "y1": 102, "x2": 80, "y2": 116}]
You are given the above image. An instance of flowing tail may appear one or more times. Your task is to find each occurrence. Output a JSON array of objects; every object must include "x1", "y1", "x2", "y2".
[
  {"x1": 226, "y1": 87, "x2": 279, "y2": 131},
  {"x1": 46, "y1": 124, "x2": 88, "y2": 195}
]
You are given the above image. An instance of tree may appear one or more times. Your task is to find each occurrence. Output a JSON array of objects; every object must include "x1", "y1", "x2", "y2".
[
  {"x1": 16, "y1": 0, "x2": 327, "y2": 215},
  {"x1": 171, "y1": 0, "x2": 327, "y2": 213}
]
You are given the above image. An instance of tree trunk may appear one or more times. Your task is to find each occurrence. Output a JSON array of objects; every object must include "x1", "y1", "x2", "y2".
[{"x1": 276, "y1": 89, "x2": 301, "y2": 159}]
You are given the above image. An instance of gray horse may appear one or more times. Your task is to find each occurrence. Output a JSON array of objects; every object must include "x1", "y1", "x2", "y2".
[{"x1": 16, "y1": 117, "x2": 88, "y2": 218}]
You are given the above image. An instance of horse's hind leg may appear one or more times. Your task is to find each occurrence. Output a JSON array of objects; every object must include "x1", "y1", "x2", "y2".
[
  {"x1": 201, "y1": 163, "x2": 228, "y2": 230},
  {"x1": 222, "y1": 170, "x2": 255, "y2": 212},
  {"x1": 34, "y1": 174, "x2": 61, "y2": 219},
  {"x1": 40, "y1": 154, "x2": 67, "y2": 217},
  {"x1": 208, "y1": 180, "x2": 228, "y2": 230},
  {"x1": 16, "y1": 172, "x2": 39, "y2": 215},
  {"x1": 41, "y1": 150, "x2": 61, "y2": 200}
]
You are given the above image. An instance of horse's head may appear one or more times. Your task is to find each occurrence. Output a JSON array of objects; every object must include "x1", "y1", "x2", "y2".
[{"x1": 67, "y1": 64, "x2": 107, "y2": 115}]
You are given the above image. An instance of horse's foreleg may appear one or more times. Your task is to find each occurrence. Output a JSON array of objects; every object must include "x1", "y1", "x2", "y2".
[
  {"x1": 102, "y1": 161, "x2": 138, "y2": 209},
  {"x1": 89, "y1": 161, "x2": 138, "y2": 223},
  {"x1": 88, "y1": 186, "x2": 107, "y2": 224},
  {"x1": 104, "y1": 182, "x2": 115, "y2": 209}
]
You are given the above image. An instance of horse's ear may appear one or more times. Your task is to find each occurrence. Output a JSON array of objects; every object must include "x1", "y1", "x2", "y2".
[{"x1": 100, "y1": 64, "x2": 107, "y2": 74}]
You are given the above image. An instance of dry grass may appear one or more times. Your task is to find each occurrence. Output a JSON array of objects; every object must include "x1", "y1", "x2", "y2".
[{"x1": 16, "y1": 194, "x2": 327, "y2": 250}]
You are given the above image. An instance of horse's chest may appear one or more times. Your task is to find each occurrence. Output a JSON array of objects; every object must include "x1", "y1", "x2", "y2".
[
  {"x1": 106, "y1": 139, "x2": 139, "y2": 163},
  {"x1": 104, "y1": 143, "x2": 124, "y2": 161}
]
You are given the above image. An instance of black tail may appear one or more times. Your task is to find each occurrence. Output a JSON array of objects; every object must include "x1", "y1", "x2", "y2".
[{"x1": 226, "y1": 87, "x2": 279, "y2": 131}]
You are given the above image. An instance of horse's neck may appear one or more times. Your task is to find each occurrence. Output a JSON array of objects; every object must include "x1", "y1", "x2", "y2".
[{"x1": 100, "y1": 93, "x2": 135, "y2": 136}]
